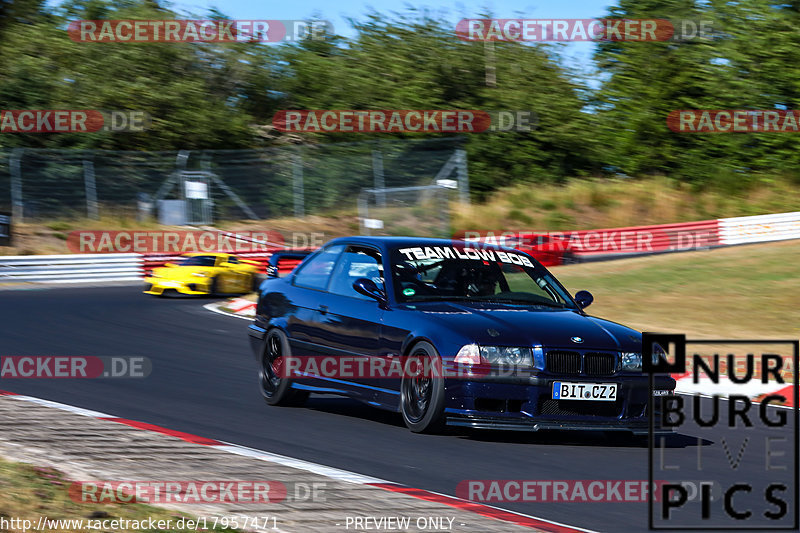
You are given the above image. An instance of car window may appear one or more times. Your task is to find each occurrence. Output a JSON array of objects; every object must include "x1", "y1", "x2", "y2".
[
  {"x1": 227, "y1": 256, "x2": 239, "y2": 264},
  {"x1": 178, "y1": 255, "x2": 217, "y2": 267},
  {"x1": 501, "y1": 263, "x2": 562, "y2": 301},
  {"x1": 292, "y1": 245, "x2": 345, "y2": 290},
  {"x1": 328, "y1": 246, "x2": 384, "y2": 299},
  {"x1": 390, "y1": 245, "x2": 576, "y2": 309}
]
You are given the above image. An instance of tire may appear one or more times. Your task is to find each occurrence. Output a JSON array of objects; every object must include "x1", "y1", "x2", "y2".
[
  {"x1": 209, "y1": 276, "x2": 219, "y2": 296},
  {"x1": 259, "y1": 328, "x2": 309, "y2": 407},
  {"x1": 251, "y1": 273, "x2": 265, "y2": 293},
  {"x1": 400, "y1": 341, "x2": 446, "y2": 433}
]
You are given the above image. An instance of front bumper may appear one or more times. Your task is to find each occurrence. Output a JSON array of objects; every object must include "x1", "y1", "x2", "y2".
[
  {"x1": 444, "y1": 372, "x2": 675, "y2": 434},
  {"x1": 143, "y1": 278, "x2": 210, "y2": 295}
]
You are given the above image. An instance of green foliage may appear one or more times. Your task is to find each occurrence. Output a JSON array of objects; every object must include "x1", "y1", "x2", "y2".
[
  {"x1": 545, "y1": 211, "x2": 575, "y2": 230},
  {"x1": 507, "y1": 208, "x2": 533, "y2": 224},
  {"x1": 1, "y1": 0, "x2": 799, "y2": 200},
  {"x1": 45, "y1": 221, "x2": 72, "y2": 231}
]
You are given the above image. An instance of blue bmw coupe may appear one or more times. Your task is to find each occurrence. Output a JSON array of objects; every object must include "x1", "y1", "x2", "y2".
[{"x1": 248, "y1": 237, "x2": 675, "y2": 434}]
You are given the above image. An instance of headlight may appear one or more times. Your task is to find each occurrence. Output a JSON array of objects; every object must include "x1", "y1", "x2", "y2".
[
  {"x1": 191, "y1": 272, "x2": 208, "y2": 278},
  {"x1": 454, "y1": 344, "x2": 481, "y2": 365},
  {"x1": 480, "y1": 346, "x2": 532, "y2": 366},
  {"x1": 620, "y1": 352, "x2": 643, "y2": 371},
  {"x1": 454, "y1": 344, "x2": 543, "y2": 369}
]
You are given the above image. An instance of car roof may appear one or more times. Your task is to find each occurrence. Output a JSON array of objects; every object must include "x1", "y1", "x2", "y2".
[{"x1": 324, "y1": 236, "x2": 521, "y2": 253}]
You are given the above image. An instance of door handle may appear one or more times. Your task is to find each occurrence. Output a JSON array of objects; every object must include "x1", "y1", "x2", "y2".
[{"x1": 318, "y1": 305, "x2": 328, "y2": 315}]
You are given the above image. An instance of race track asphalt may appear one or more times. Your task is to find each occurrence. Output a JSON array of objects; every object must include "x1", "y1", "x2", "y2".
[{"x1": 0, "y1": 286, "x2": 796, "y2": 532}]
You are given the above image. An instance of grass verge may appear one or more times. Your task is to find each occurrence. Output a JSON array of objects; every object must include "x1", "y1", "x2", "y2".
[
  {"x1": 551, "y1": 240, "x2": 800, "y2": 338},
  {"x1": 0, "y1": 458, "x2": 238, "y2": 533}
]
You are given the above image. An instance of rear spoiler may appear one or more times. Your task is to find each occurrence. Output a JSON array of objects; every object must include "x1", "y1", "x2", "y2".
[{"x1": 266, "y1": 250, "x2": 314, "y2": 278}]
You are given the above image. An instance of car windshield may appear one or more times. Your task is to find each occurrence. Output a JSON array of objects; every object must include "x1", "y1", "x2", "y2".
[
  {"x1": 390, "y1": 245, "x2": 577, "y2": 309},
  {"x1": 179, "y1": 256, "x2": 218, "y2": 267}
]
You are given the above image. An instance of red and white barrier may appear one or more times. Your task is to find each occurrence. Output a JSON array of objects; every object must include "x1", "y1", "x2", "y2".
[
  {"x1": 4, "y1": 210, "x2": 800, "y2": 284},
  {"x1": 672, "y1": 374, "x2": 795, "y2": 408},
  {"x1": 563, "y1": 219, "x2": 720, "y2": 258},
  {"x1": 468, "y1": 210, "x2": 800, "y2": 263}
]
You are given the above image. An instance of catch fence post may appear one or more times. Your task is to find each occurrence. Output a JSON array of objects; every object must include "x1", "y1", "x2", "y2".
[
  {"x1": 10, "y1": 148, "x2": 23, "y2": 223},
  {"x1": 83, "y1": 158, "x2": 99, "y2": 220}
]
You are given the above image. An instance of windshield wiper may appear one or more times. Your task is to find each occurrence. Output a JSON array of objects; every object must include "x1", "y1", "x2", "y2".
[
  {"x1": 408, "y1": 295, "x2": 474, "y2": 302},
  {"x1": 475, "y1": 297, "x2": 567, "y2": 307}
]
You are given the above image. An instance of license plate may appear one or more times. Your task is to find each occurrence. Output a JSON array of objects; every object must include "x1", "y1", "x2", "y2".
[{"x1": 552, "y1": 382, "x2": 618, "y2": 401}]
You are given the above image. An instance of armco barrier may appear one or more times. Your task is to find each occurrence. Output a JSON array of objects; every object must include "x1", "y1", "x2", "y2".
[
  {"x1": 719, "y1": 211, "x2": 800, "y2": 245},
  {"x1": 468, "y1": 210, "x2": 800, "y2": 262},
  {"x1": 3, "y1": 210, "x2": 800, "y2": 284},
  {"x1": 567, "y1": 219, "x2": 720, "y2": 259},
  {"x1": 0, "y1": 254, "x2": 143, "y2": 283}
]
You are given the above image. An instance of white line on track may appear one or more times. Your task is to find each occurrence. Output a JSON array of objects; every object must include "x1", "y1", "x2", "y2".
[{"x1": 1, "y1": 391, "x2": 597, "y2": 533}]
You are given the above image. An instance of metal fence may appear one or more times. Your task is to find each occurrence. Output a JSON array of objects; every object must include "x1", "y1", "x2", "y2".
[
  {"x1": 0, "y1": 138, "x2": 468, "y2": 223},
  {"x1": 358, "y1": 184, "x2": 457, "y2": 238}
]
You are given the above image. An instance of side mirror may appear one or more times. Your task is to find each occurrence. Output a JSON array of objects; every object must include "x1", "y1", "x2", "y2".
[
  {"x1": 164, "y1": 262, "x2": 177, "y2": 268},
  {"x1": 353, "y1": 278, "x2": 387, "y2": 304},
  {"x1": 574, "y1": 290, "x2": 594, "y2": 309}
]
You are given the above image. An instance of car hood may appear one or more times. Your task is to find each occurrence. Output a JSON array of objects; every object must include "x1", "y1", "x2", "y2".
[{"x1": 401, "y1": 301, "x2": 641, "y2": 352}]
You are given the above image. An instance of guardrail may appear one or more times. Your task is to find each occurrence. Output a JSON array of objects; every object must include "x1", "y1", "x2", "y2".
[
  {"x1": 719, "y1": 211, "x2": 800, "y2": 245},
  {"x1": 0, "y1": 254, "x2": 143, "y2": 283},
  {"x1": 568, "y1": 219, "x2": 721, "y2": 260},
  {"x1": 2, "y1": 211, "x2": 800, "y2": 284}
]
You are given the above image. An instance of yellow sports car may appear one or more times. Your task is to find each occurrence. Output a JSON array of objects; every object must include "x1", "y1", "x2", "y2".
[{"x1": 144, "y1": 253, "x2": 262, "y2": 296}]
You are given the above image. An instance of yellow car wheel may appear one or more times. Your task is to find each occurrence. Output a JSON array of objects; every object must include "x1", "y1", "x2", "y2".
[{"x1": 209, "y1": 276, "x2": 219, "y2": 296}]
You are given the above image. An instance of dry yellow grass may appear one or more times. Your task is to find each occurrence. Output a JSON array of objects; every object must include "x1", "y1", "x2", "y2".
[
  {"x1": 452, "y1": 177, "x2": 800, "y2": 233},
  {"x1": 551, "y1": 240, "x2": 800, "y2": 338}
]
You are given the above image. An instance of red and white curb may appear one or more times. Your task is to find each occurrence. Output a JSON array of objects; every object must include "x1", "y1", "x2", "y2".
[
  {"x1": 204, "y1": 299, "x2": 255, "y2": 321},
  {"x1": 227, "y1": 297, "x2": 257, "y2": 314},
  {"x1": 672, "y1": 374, "x2": 796, "y2": 407},
  {"x1": 0, "y1": 389, "x2": 594, "y2": 533}
]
